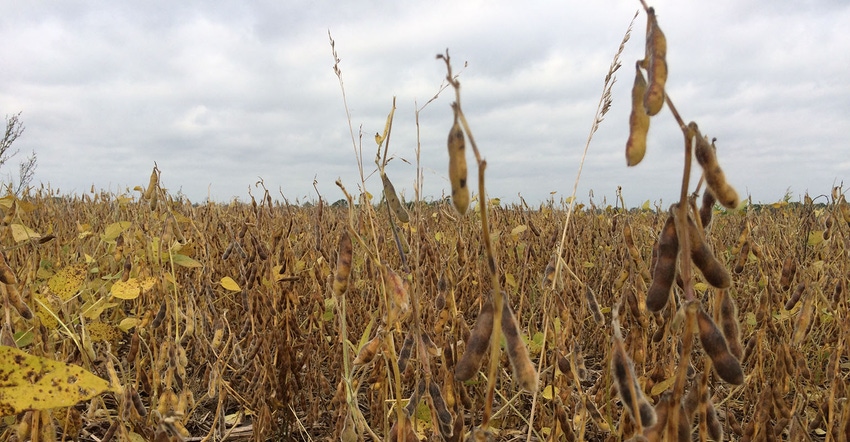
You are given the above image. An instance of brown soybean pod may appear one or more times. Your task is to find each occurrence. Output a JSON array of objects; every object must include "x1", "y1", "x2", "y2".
[
  {"x1": 716, "y1": 290, "x2": 743, "y2": 360},
  {"x1": 646, "y1": 214, "x2": 679, "y2": 312},
  {"x1": 143, "y1": 167, "x2": 158, "y2": 200},
  {"x1": 447, "y1": 107, "x2": 469, "y2": 214},
  {"x1": 381, "y1": 171, "x2": 410, "y2": 224},
  {"x1": 332, "y1": 231, "x2": 352, "y2": 297},
  {"x1": 611, "y1": 327, "x2": 656, "y2": 428},
  {"x1": 686, "y1": 215, "x2": 731, "y2": 288},
  {"x1": 785, "y1": 282, "x2": 805, "y2": 311},
  {"x1": 733, "y1": 240, "x2": 750, "y2": 275},
  {"x1": 696, "y1": 307, "x2": 744, "y2": 385},
  {"x1": 780, "y1": 256, "x2": 796, "y2": 291},
  {"x1": 699, "y1": 190, "x2": 716, "y2": 230},
  {"x1": 644, "y1": 8, "x2": 668, "y2": 116},
  {"x1": 626, "y1": 63, "x2": 650, "y2": 166},
  {"x1": 585, "y1": 286, "x2": 604, "y2": 325},
  {"x1": 454, "y1": 298, "x2": 494, "y2": 381},
  {"x1": 396, "y1": 332, "x2": 415, "y2": 372},
  {"x1": 500, "y1": 293, "x2": 537, "y2": 392},
  {"x1": 428, "y1": 381, "x2": 454, "y2": 437},
  {"x1": 690, "y1": 123, "x2": 740, "y2": 208}
]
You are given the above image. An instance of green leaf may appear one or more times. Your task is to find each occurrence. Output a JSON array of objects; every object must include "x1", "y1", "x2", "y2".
[{"x1": 0, "y1": 345, "x2": 116, "y2": 416}]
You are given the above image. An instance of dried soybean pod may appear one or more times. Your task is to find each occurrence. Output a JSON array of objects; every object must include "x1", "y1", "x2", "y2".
[
  {"x1": 644, "y1": 8, "x2": 667, "y2": 116},
  {"x1": 685, "y1": 215, "x2": 731, "y2": 289},
  {"x1": 447, "y1": 105, "x2": 469, "y2": 214},
  {"x1": 705, "y1": 397, "x2": 723, "y2": 442},
  {"x1": 585, "y1": 286, "x2": 604, "y2": 325},
  {"x1": 643, "y1": 391, "x2": 671, "y2": 441},
  {"x1": 647, "y1": 213, "x2": 679, "y2": 312},
  {"x1": 780, "y1": 256, "x2": 796, "y2": 291},
  {"x1": 383, "y1": 266, "x2": 410, "y2": 325},
  {"x1": 690, "y1": 123, "x2": 739, "y2": 208},
  {"x1": 353, "y1": 334, "x2": 382, "y2": 366},
  {"x1": 397, "y1": 332, "x2": 415, "y2": 372},
  {"x1": 455, "y1": 298, "x2": 494, "y2": 381},
  {"x1": 626, "y1": 62, "x2": 650, "y2": 166},
  {"x1": 6, "y1": 286, "x2": 32, "y2": 320},
  {"x1": 733, "y1": 240, "x2": 749, "y2": 275},
  {"x1": 500, "y1": 293, "x2": 537, "y2": 392},
  {"x1": 143, "y1": 166, "x2": 158, "y2": 200},
  {"x1": 381, "y1": 171, "x2": 410, "y2": 224},
  {"x1": 541, "y1": 253, "x2": 557, "y2": 289},
  {"x1": 428, "y1": 381, "x2": 454, "y2": 437},
  {"x1": 574, "y1": 342, "x2": 588, "y2": 381},
  {"x1": 611, "y1": 309, "x2": 656, "y2": 428},
  {"x1": 785, "y1": 282, "x2": 805, "y2": 311},
  {"x1": 696, "y1": 306, "x2": 744, "y2": 385},
  {"x1": 151, "y1": 301, "x2": 167, "y2": 330},
  {"x1": 791, "y1": 288, "x2": 814, "y2": 346},
  {"x1": 332, "y1": 231, "x2": 353, "y2": 297},
  {"x1": 716, "y1": 290, "x2": 743, "y2": 360},
  {"x1": 0, "y1": 253, "x2": 17, "y2": 285},
  {"x1": 699, "y1": 190, "x2": 716, "y2": 230}
]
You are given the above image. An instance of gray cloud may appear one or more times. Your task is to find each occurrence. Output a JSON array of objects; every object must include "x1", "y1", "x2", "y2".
[{"x1": 1, "y1": 0, "x2": 847, "y2": 206}]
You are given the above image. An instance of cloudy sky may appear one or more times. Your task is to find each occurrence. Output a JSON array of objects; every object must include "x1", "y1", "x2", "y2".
[{"x1": 2, "y1": 1, "x2": 848, "y2": 207}]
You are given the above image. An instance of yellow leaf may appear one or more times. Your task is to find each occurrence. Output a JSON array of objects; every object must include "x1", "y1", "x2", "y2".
[
  {"x1": 47, "y1": 264, "x2": 87, "y2": 301},
  {"x1": 220, "y1": 277, "x2": 241, "y2": 292},
  {"x1": 81, "y1": 297, "x2": 119, "y2": 319},
  {"x1": 650, "y1": 375, "x2": 676, "y2": 396},
  {"x1": 510, "y1": 225, "x2": 527, "y2": 239},
  {"x1": 375, "y1": 101, "x2": 396, "y2": 146},
  {"x1": 170, "y1": 253, "x2": 202, "y2": 268},
  {"x1": 807, "y1": 231, "x2": 824, "y2": 246},
  {"x1": 111, "y1": 279, "x2": 142, "y2": 300},
  {"x1": 505, "y1": 273, "x2": 518, "y2": 289},
  {"x1": 0, "y1": 196, "x2": 14, "y2": 209},
  {"x1": 0, "y1": 345, "x2": 115, "y2": 415},
  {"x1": 693, "y1": 282, "x2": 708, "y2": 292},
  {"x1": 542, "y1": 384, "x2": 558, "y2": 400},
  {"x1": 10, "y1": 224, "x2": 41, "y2": 243},
  {"x1": 102, "y1": 221, "x2": 131, "y2": 242},
  {"x1": 118, "y1": 318, "x2": 140, "y2": 332}
]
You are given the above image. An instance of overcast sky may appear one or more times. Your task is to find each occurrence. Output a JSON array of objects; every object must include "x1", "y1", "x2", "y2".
[{"x1": 2, "y1": 1, "x2": 848, "y2": 207}]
